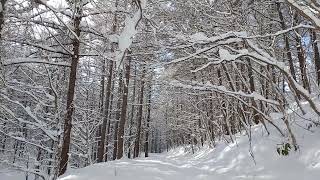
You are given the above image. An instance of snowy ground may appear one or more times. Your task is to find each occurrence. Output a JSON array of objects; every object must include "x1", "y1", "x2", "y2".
[
  {"x1": 0, "y1": 168, "x2": 32, "y2": 180},
  {"x1": 2, "y1": 109, "x2": 320, "y2": 180},
  {"x1": 58, "y1": 117, "x2": 320, "y2": 180}
]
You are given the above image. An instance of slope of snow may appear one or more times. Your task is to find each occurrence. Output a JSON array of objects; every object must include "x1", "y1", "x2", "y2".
[
  {"x1": 0, "y1": 167, "x2": 33, "y2": 180},
  {"x1": 3, "y1": 105, "x2": 319, "y2": 180},
  {"x1": 58, "y1": 110, "x2": 320, "y2": 180}
]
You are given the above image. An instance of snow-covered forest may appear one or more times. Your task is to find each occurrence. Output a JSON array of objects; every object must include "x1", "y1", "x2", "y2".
[{"x1": 1, "y1": 0, "x2": 320, "y2": 179}]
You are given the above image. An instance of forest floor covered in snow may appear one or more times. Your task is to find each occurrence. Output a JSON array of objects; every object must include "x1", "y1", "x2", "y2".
[
  {"x1": 56, "y1": 112, "x2": 320, "y2": 180},
  {"x1": 2, "y1": 106, "x2": 320, "y2": 180}
]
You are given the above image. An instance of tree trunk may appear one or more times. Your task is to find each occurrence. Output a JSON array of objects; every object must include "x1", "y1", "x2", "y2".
[
  {"x1": 127, "y1": 64, "x2": 137, "y2": 158},
  {"x1": 97, "y1": 0, "x2": 118, "y2": 162},
  {"x1": 312, "y1": 30, "x2": 320, "y2": 85},
  {"x1": 97, "y1": 60, "x2": 114, "y2": 162},
  {"x1": 117, "y1": 55, "x2": 131, "y2": 159},
  {"x1": 58, "y1": 10, "x2": 81, "y2": 176},
  {"x1": 296, "y1": 36, "x2": 311, "y2": 93},
  {"x1": 144, "y1": 82, "x2": 152, "y2": 157},
  {"x1": 113, "y1": 72, "x2": 123, "y2": 160},
  {"x1": 0, "y1": 0, "x2": 7, "y2": 39},
  {"x1": 96, "y1": 59, "x2": 105, "y2": 161},
  {"x1": 276, "y1": 2, "x2": 297, "y2": 81},
  {"x1": 0, "y1": 0, "x2": 7, "y2": 84},
  {"x1": 133, "y1": 67, "x2": 146, "y2": 158},
  {"x1": 247, "y1": 59, "x2": 262, "y2": 125}
]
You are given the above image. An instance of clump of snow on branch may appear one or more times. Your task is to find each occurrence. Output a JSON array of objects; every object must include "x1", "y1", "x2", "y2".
[
  {"x1": 115, "y1": 0, "x2": 146, "y2": 69},
  {"x1": 117, "y1": 13, "x2": 139, "y2": 52},
  {"x1": 189, "y1": 32, "x2": 208, "y2": 42},
  {"x1": 219, "y1": 48, "x2": 238, "y2": 61}
]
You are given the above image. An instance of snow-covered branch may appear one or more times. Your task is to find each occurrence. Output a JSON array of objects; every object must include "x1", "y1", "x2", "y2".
[
  {"x1": 115, "y1": 0, "x2": 145, "y2": 69},
  {"x1": 3, "y1": 58, "x2": 70, "y2": 67},
  {"x1": 286, "y1": 0, "x2": 320, "y2": 29},
  {"x1": 169, "y1": 80, "x2": 279, "y2": 106},
  {"x1": 0, "y1": 93, "x2": 58, "y2": 141}
]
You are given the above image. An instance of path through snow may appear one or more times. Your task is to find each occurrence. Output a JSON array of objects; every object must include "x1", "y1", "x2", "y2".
[
  {"x1": 59, "y1": 122, "x2": 320, "y2": 180},
  {"x1": 3, "y1": 111, "x2": 320, "y2": 180}
]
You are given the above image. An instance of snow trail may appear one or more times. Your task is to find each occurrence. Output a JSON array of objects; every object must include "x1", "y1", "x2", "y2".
[
  {"x1": 58, "y1": 119, "x2": 320, "y2": 180},
  {"x1": 3, "y1": 106, "x2": 320, "y2": 180}
]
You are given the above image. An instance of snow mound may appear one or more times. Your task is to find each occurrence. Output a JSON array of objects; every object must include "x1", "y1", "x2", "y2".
[{"x1": 58, "y1": 112, "x2": 320, "y2": 180}]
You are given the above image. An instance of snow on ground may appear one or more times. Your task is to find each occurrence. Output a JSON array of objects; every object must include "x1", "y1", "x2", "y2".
[
  {"x1": 58, "y1": 111, "x2": 320, "y2": 180},
  {"x1": 2, "y1": 105, "x2": 320, "y2": 180},
  {"x1": 0, "y1": 167, "x2": 33, "y2": 180}
]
